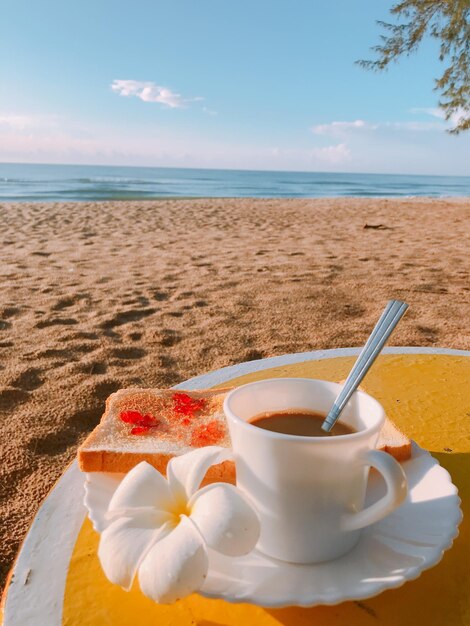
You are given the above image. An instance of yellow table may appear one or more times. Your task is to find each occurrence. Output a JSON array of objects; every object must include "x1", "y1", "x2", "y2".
[{"x1": 2, "y1": 348, "x2": 469, "y2": 625}]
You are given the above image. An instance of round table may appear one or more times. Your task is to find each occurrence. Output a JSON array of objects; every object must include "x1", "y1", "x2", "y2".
[{"x1": 1, "y1": 347, "x2": 469, "y2": 626}]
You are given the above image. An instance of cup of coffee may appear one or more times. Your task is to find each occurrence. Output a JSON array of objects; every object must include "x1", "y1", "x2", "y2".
[{"x1": 223, "y1": 378, "x2": 407, "y2": 564}]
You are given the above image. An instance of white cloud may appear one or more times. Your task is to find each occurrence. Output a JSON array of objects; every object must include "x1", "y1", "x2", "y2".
[
  {"x1": 310, "y1": 143, "x2": 351, "y2": 164},
  {"x1": 412, "y1": 107, "x2": 445, "y2": 119},
  {"x1": 0, "y1": 114, "x2": 35, "y2": 130},
  {"x1": 411, "y1": 106, "x2": 468, "y2": 128},
  {"x1": 386, "y1": 120, "x2": 443, "y2": 131},
  {"x1": 1, "y1": 107, "x2": 469, "y2": 175},
  {"x1": 111, "y1": 79, "x2": 201, "y2": 109},
  {"x1": 202, "y1": 106, "x2": 218, "y2": 116},
  {"x1": 411, "y1": 107, "x2": 470, "y2": 127},
  {"x1": 312, "y1": 117, "x2": 447, "y2": 135},
  {"x1": 311, "y1": 120, "x2": 377, "y2": 135}
]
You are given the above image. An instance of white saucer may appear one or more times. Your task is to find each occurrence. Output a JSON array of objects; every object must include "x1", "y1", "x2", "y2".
[
  {"x1": 86, "y1": 443, "x2": 462, "y2": 608},
  {"x1": 200, "y1": 444, "x2": 462, "y2": 607}
]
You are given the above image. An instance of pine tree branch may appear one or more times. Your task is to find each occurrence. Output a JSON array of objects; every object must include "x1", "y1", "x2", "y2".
[{"x1": 357, "y1": 0, "x2": 470, "y2": 133}]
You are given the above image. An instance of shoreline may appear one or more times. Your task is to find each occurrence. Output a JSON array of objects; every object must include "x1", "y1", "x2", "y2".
[
  {"x1": 2, "y1": 195, "x2": 470, "y2": 204},
  {"x1": 1, "y1": 197, "x2": 469, "y2": 588}
]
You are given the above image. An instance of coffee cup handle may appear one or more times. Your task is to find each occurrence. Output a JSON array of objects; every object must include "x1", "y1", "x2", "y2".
[{"x1": 341, "y1": 449, "x2": 408, "y2": 532}]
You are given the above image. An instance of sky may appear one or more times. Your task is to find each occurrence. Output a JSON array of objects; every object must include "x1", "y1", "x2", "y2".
[{"x1": 1, "y1": 0, "x2": 469, "y2": 175}]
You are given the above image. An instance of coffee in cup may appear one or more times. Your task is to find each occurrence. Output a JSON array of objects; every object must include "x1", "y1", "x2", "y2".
[{"x1": 249, "y1": 410, "x2": 356, "y2": 437}]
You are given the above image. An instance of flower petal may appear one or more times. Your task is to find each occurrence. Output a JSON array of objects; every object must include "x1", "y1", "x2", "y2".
[
  {"x1": 189, "y1": 483, "x2": 260, "y2": 556},
  {"x1": 98, "y1": 512, "x2": 172, "y2": 590},
  {"x1": 84, "y1": 472, "x2": 123, "y2": 532},
  {"x1": 138, "y1": 516, "x2": 208, "y2": 603},
  {"x1": 108, "y1": 461, "x2": 173, "y2": 514},
  {"x1": 167, "y1": 446, "x2": 232, "y2": 501}
]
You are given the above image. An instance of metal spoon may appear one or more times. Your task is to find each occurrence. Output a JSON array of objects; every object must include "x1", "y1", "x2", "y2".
[{"x1": 321, "y1": 300, "x2": 409, "y2": 432}]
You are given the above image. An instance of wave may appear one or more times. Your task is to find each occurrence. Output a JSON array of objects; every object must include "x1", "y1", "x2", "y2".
[
  {"x1": 75, "y1": 177, "x2": 160, "y2": 185},
  {"x1": 1, "y1": 177, "x2": 161, "y2": 186},
  {"x1": 1, "y1": 165, "x2": 469, "y2": 201}
]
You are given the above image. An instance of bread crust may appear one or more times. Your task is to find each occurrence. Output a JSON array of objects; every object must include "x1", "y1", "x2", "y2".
[
  {"x1": 377, "y1": 419, "x2": 412, "y2": 461},
  {"x1": 78, "y1": 449, "x2": 236, "y2": 484},
  {"x1": 377, "y1": 442, "x2": 411, "y2": 462}
]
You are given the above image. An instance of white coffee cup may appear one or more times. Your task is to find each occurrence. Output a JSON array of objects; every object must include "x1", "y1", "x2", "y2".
[{"x1": 224, "y1": 378, "x2": 407, "y2": 563}]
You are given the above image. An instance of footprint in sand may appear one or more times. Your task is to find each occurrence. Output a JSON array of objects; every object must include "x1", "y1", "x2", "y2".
[
  {"x1": 416, "y1": 325, "x2": 440, "y2": 340},
  {"x1": 35, "y1": 317, "x2": 78, "y2": 329},
  {"x1": 0, "y1": 388, "x2": 30, "y2": 410},
  {"x1": 100, "y1": 308, "x2": 156, "y2": 329},
  {"x1": 343, "y1": 304, "x2": 366, "y2": 318},
  {"x1": 26, "y1": 379, "x2": 123, "y2": 455},
  {"x1": 163, "y1": 274, "x2": 179, "y2": 283},
  {"x1": 72, "y1": 331, "x2": 99, "y2": 341},
  {"x1": 111, "y1": 347, "x2": 147, "y2": 360},
  {"x1": 35, "y1": 348, "x2": 71, "y2": 360},
  {"x1": 91, "y1": 379, "x2": 124, "y2": 400},
  {"x1": 222, "y1": 280, "x2": 240, "y2": 289},
  {"x1": 69, "y1": 342, "x2": 99, "y2": 354},
  {"x1": 1, "y1": 307, "x2": 21, "y2": 318},
  {"x1": 152, "y1": 291, "x2": 170, "y2": 302},
  {"x1": 10, "y1": 367, "x2": 43, "y2": 391},
  {"x1": 122, "y1": 296, "x2": 150, "y2": 307},
  {"x1": 51, "y1": 297, "x2": 76, "y2": 311},
  {"x1": 26, "y1": 409, "x2": 100, "y2": 456},
  {"x1": 0, "y1": 466, "x2": 36, "y2": 505},
  {"x1": 413, "y1": 283, "x2": 448, "y2": 294},
  {"x1": 88, "y1": 362, "x2": 107, "y2": 375},
  {"x1": 156, "y1": 354, "x2": 177, "y2": 369},
  {"x1": 155, "y1": 328, "x2": 182, "y2": 347},
  {"x1": 240, "y1": 349, "x2": 265, "y2": 362},
  {"x1": 66, "y1": 361, "x2": 108, "y2": 376}
]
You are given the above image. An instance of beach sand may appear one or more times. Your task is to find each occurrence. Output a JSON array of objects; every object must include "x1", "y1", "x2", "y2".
[{"x1": 1, "y1": 197, "x2": 469, "y2": 587}]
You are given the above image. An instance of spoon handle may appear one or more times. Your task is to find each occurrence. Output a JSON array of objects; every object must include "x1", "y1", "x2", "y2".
[{"x1": 321, "y1": 300, "x2": 408, "y2": 432}]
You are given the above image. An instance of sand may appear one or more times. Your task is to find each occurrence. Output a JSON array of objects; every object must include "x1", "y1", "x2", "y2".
[{"x1": 1, "y1": 197, "x2": 469, "y2": 587}]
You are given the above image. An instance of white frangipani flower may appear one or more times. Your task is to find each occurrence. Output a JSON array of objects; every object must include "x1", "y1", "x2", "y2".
[{"x1": 85, "y1": 447, "x2": 260, "y2": 604}]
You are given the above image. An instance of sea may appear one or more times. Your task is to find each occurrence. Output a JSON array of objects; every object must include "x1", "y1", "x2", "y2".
[{"x1": 1, "y1": 162, "x2": 469, "y2": 201}]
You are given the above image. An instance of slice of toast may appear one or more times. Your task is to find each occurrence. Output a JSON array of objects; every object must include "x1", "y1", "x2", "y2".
[
  {"x1": 376, "y1": 418, "x2": 412, "y2": 461},
  {"x1": 78, "y1": 387, "x2": 235, "y2": 483},
  {"x1": 77, "y1": 385, "x2": 412, "y2": 478}
]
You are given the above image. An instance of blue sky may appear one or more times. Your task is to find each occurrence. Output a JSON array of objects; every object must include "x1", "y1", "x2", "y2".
[{"x1": 1, "y1": 0, "x2": 469, "y2": 174}]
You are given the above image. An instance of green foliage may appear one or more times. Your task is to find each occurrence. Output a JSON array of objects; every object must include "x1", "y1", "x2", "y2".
[{"x1": 358, "y1": 0, "x2": 470, "y2": 133}]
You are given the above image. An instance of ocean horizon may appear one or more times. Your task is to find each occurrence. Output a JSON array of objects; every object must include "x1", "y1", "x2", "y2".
[{"x1": 1, "y1": 162, "x2": 470, "y2": 202}]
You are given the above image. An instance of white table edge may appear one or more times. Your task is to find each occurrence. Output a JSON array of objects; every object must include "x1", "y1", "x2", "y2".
[
  {"x1": 175, "y1": 346, "x2": 470, "y2": 390},
  {"x1": 3, "y1": 346, "x2": 469, "y2": 625}
]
